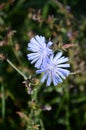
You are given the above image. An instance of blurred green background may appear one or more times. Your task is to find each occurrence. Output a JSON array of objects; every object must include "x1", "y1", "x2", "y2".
[{"x1": 0, "y1": 0, "x2": 86, "y2": 130}]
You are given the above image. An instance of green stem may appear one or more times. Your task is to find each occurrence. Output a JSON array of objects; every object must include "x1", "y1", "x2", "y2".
[
  {"x1": 40, "y1": 119, "x2": 45, "y2": 130},
  {"x1": 1, "y1": 84, "x2": 5, "y2": 121},
  {"x1": 65, "y1": 87, "x2": 70, "y2": 130},
  {"x1": 9, "y1": 36, "x2": 22, "y2": 65},
  {"x1": 6, "y1": 58, "x2": 27, "y2": 80}
]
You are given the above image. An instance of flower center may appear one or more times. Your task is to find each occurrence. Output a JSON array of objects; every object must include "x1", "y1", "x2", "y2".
[
  {"x1": 47, "y1": 62, "x2": 56, "y2": 71},
  {"x1": 41, "y1": 48, "x2": 47, "y2": 56}
]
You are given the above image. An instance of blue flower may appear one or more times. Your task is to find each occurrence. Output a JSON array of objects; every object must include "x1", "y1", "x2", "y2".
[
  {"x1": 36, "y1": 52, "x2": 70, "y2": 86},
  {"x1": 27, "y1": 35, "x2": 53, "y2": 68}
]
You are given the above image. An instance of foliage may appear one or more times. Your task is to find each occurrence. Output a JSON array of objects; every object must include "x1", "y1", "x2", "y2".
[{"x1": 0, "y1": 0, "x2": 86, "y2": 130}]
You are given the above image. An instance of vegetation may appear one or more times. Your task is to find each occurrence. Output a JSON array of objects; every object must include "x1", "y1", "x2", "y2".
[{"x1": 0, "y1": 0, "x2": 86, "y2": 130}]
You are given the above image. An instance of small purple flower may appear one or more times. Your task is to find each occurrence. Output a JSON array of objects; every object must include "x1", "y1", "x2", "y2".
[
  {"x1": 36, "y1": 52, "x2": 70, "y2": 86},
  {"x1": 27, "y1": 35, "x2": 53, "y2": 68}
]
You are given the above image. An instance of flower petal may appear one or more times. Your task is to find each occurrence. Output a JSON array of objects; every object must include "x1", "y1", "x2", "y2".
[
  {"x1": 57, "y1": 63, "x2": 70, "y2": 68},
  {"x1": 57, "y1": 68, "x2": 70, "y2": 77},
  {"x1": 56, "y1": 57, "x2": 69, "y2": 64},
  {"x1": 27, "y1": 35, "x2": 54, "y2": 68},
  {"x1": 53, "y1": 52, "x2": 63, "y2": 62},
  {"x1": 47, "y1": 41, "x2": 53, "y2": 47},
  {"x1": 41, "y1": 72, "x2": 48, "y2": 83},
  {"x1": 46, "y1": 73, "x2": 52, "y2": 86},
  {"x1": 27, "y1": 53, "x2": 40, "y2": 60},
  {"x1": 35, "y1": 58, "x2": 43, "y2": 68}
]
